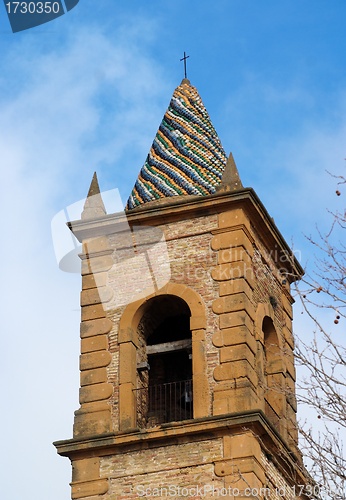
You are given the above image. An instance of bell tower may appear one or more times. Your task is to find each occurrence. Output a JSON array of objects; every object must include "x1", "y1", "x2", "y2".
[{"x1": 54, "y1": 79, "x2": 308, "y2": 499}]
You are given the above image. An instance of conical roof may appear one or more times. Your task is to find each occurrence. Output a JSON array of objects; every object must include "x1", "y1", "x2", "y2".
[{"x1": 126, "y1": 79, "x2": 228, "y2": 210}]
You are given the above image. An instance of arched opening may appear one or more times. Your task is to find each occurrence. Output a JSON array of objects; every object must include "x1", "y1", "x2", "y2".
[
  {"x1": 262, "y1": 316, "x2": 284, "y2": 431},
  {"x1": 135, "y1": 295, "x2": 193, "y2": 427},
  {"x1": 118, "y1": 283, "x2": 209, "y2": 431}
]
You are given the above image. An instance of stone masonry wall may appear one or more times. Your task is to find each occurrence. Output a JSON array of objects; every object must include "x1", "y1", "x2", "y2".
[{"x1": 70, "y1": 201, "x2": 303, "y2": 500}]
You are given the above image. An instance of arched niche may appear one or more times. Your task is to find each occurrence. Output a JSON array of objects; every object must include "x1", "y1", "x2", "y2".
[
  {"x1": 255, "y1": 304, "x2": 286, "y2": 434},
  {"x1": 262, "y1": 316, "x2": 285, "y2": 432}
]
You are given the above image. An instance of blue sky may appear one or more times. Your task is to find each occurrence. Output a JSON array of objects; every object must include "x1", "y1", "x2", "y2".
[{"x1": 1, "y1": 2, "x2": 345, "y2": 499}]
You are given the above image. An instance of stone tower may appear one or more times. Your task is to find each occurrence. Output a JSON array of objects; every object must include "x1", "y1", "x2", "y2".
[{"x1": 54, "y1": 79, "x2": 308, "y2": 499}]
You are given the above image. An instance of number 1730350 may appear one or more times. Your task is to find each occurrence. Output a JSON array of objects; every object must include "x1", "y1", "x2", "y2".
[{"x1": 5, "y1": 2, "x2": 61, "y2": 14}]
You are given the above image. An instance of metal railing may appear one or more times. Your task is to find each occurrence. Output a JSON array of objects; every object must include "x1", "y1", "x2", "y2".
[{"x1": 134, "y1": 379, "x2": 193, "y2": 428}]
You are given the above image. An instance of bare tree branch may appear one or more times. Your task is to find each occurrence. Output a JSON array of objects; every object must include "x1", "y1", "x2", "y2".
[{"x1": 294, "y1": 174, "x2": 346, "y2": 499}]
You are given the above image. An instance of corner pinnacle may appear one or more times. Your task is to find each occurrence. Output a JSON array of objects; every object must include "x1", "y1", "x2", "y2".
[
  {"x1": 216, "y1": 152, "x2": 243, "y2": 192},
  {"x1": 81, "y1": 172, "x2": 106, "y2": 220}
]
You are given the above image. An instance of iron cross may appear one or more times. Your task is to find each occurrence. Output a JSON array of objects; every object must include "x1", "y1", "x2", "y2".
[{"x1": 180, "y1": 52, "x2": 190, "y2": 79}]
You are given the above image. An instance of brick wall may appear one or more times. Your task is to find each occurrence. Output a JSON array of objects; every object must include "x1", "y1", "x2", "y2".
[{"x1": 101, "y1": 436, "x2": 224, "y2": 499}]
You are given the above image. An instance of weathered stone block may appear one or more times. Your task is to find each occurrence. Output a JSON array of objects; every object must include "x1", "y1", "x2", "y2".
[
  {"x1": 284, "y1": 347, "x2": 296, "y2": 381},
  {"x1": 212, "y1": 230, "x2": 254, "y2": 257},
  {"x1": 214, "y1": 360, "x2": 257, "y2": 386},
  {"x1": 82, "y1": 272, "x2": 107, "y2": 290},
  {"x1": 266, "y1": 380, "x2": 285, "y2": 417},
  {"x1": 212, "y1": 293, "x2": 255, "y2": 319},
  {"x1": 75, "y1": 401, "x2": 110, "y2": 414},
  {"x1": 83, "y1": 236, "x2": 111, "y2": 254},
  {"x1": 219, "y1": 310, "x2": 253, "y2": 330},
  {"x1": 220, "y1": 344, "x2": 255, "y2": 367},
  {"x1": 80, "y1": 367, "x2": 107, "y2": 387},
  {"x1": 212, "y1": 261, "x2": 254, "y2": 285},
  {"x1": 224, "y1": 432, "x2": 261, "y2": 459},
  {"x1": 219, "y1": 278, "x2": 253, "y2": 297},
  {"x1": 266, "y1": 357, "x2": 284, "y2": 375},
  {"x1": 287, "y1": 393, "x2": 297, "y2": 413},
  {"x1": 192, "y1": 372, "x2": 210, "y2": 418},
  {"x1": 81, "y1": 304, "x2": 105, "y2": 322},
  {"x1": 212, "y1": 325, "x2": 256, "y2": 354},
  {"x1": 212, "y1": 397, "x2": 230, "y2": 416},
  {"x1": 80, "y1": 287, "x2": 113, "y2": 306},
  {"x1": 81, "y1": 255, "x2": 114, "y2": 275},
  {"x1": 218, "y1": 208, "x2": 251, "y2": 230},
  {"x1": 119, "y1": 382, "x2": 136, "y2": 431},
  {"x1": 73, "y1": 409, "x2": 112, "y2": 438},
  {"x1": 118, "y1": 326, "x2": 138, "y2": 345},
  {"x1": 80, "y1": 351, "x2": 112, "y2": 371},
  {"x1": 282, "y1": 324, "x2": 294, "y2": 349},
  {"x1": 79, "y1": 383, "x2": 113, "y2": 404},
  {"x1": 285, "y1": 372, "x2": 296, "y2": 411},
  {"x1": 282, "y1": 292, "x2": 294, "y2": 320},
  {"x1": 81, "y1": 335, "x2": 108, "y2": 354},
  {"x1": 72, "y1": 457, "x2": 100, "y2": 483},
  {"x1": 71, "y1": 478, "x2": 109, "y2": 499},
  {"x1": 80, "y1": 318, "x2": 113, "y2": 338},
  {"x1": 191, "y1": 328, "x2": 206, "y2": 342},
  {"x1": 213, "y1": 384, "x2": 259, "y2": 415},
  {"x1": 119, "y1": 342, "x2": 136, "y2": 385},
  {"x1": 190, "y1": 315, "x2": 207, "y2": 330},
  {"x1": 217, "y1": 247, "x2": 248, "y2": 266},
  {"x1": 287, "y1": 404, "x2": 298, "y2": 443}
]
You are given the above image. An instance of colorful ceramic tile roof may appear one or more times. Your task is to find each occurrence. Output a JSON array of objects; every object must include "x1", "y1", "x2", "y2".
[{"x1": 126, "y1": 79, "x2": 228, "y2": 210}]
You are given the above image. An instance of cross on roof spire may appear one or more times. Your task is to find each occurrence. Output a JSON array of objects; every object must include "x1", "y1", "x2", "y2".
[{"x1": 180, "y1": 51, "x2": 190, "y2": 79}]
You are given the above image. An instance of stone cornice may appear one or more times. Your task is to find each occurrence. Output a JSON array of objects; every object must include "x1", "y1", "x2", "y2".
[
  {"x1": 54, "y1": 411, "x2": 287, "y2": 460},
  {"x1": 54, "y1": 410, "x2": 308, "y2": 486}
]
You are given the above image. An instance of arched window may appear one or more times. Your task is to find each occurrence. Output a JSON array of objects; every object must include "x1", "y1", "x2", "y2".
[
  {"x1": 262, "y1": 317, "x2": 285, "y2": 431},
  {"x1": 135, "y1": 295, "x2": 193, "y2": 427}
]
